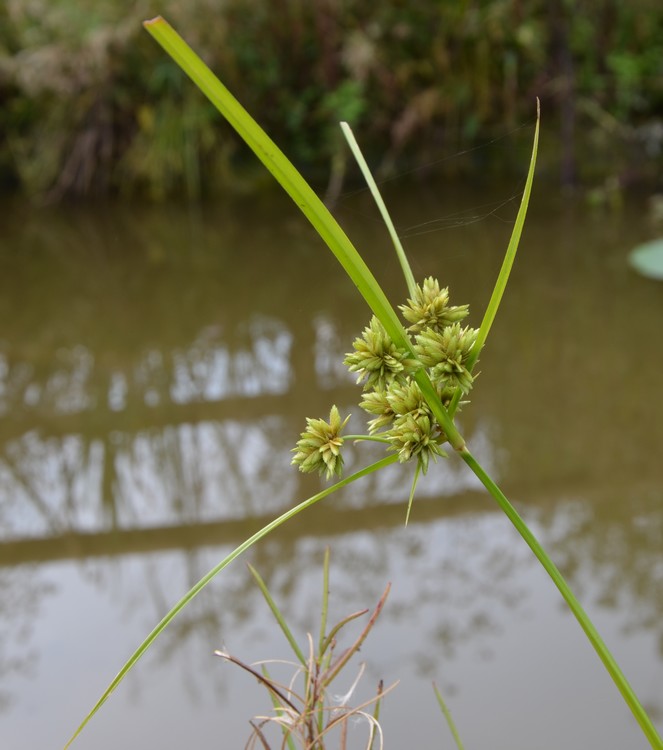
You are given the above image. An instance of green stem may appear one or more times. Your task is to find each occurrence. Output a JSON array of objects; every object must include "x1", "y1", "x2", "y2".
[
  {"x1": 413, "y1": 368, "x2": 466, "y2": 452},
  {"x1": 460, "y1": 447, "x2": 663, "y2": 750}
]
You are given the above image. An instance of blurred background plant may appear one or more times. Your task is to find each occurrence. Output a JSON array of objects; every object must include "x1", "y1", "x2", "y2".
[{"x1": 0, "y1": 0, "x2": 662, "y2": 200}]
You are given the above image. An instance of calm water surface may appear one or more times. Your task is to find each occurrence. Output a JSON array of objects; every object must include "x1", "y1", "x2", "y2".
[{"x1": 0, "y1": 180, "x2": 662, "y2": 750}]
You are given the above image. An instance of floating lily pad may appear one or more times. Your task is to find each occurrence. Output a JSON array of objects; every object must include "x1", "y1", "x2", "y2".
[{"x1": 628, "y1": 238, "x2": 663, "y2": 280}]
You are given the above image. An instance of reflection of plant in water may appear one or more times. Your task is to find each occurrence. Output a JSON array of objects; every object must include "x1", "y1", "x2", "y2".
[
  {"x1": 217, "y1": 551, "x2": 394, "y2": 749},
  {"x1": 0, "y1": 570, "x2": 55, "y2": 711},
  {"x1": 539, "y1": 494, "x2": 663, "y2": 663}
]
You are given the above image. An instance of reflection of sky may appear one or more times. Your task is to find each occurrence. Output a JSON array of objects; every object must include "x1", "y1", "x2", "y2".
[
  {"x1": 0, "y1": 418, "x2": 299, "y2": 536},
  {"x1": 0, "y1": 347, "x2": 95, "y2": 416},
  {"x1": 0, "y1": 315, "x2": 294, "y2": 417},
  {"x1": 314, "y1": 313, "x2": 356, "y2": 389},
  {"x1": 0, "y1": 433, "x2": 104, "y2": 535},
  {"x1": 0, "y1": 314, "x2": 298, "y2": 536},
  {"x1": 170, "y1": 317, "x2": 294, "y2": 403},
  {"x1": 114, "y1": 418, "x2": 297, "y2": 525}
]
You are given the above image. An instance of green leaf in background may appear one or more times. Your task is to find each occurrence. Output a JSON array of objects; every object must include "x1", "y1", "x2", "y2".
[{"x1": 628, "y1": 238, "x2": 663, "y2": 280}]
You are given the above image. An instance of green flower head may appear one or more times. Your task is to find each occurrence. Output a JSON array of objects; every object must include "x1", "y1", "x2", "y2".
[
  {"x1": 359, "y1": 389, "x2": 394, "y2": 434},
  {"x1": 388, "y1": 412, "x2": 447, "y2": 474},
  {"x1": 291, "y1": 405, "x2": 350, "y2": 480},
  {"x1": 414, "y1": 322, "x2": 478, "y2": 394},
  {"x1": 344, "y1": 316, "x2": 419, "y2": 392},
  {"x1": 399, "y1": 277, "x2": 469, "y2": 334},
  {"x1": 385, "y1": 379, "x2": 429, "y2": 419}
]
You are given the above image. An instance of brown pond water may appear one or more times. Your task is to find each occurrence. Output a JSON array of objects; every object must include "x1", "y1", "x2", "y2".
[{"x1": 0, "y1": 176, "x2": 662, "y2": 750}]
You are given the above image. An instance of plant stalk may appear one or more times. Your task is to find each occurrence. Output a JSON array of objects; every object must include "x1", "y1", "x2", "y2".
[{"x1": 460, "y1": 446, "x2": 663, "y2": 750}]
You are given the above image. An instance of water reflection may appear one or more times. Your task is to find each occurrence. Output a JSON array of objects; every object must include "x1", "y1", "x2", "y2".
[{"x1": 0, "y1": 186, "x2": 661, "y2": 748}]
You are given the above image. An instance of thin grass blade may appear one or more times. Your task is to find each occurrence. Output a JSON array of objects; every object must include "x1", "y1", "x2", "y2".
[
  {"x1": 469, "y1": 99, "x2": 540, "y2": 368},
  {"x1": 215, "y1": 652, "x2": 300, "y2": 714},
  {"x1": 317, "y1": 547, "x2": 332, "y2": 736},
  {"x1": 320, "y1": 608, "x2": 370, "y2": 656},
  {"x1": 340, "y1": 122, "x2": 417, "y2": 297},
  {"x1": 248, "y1": 564, "x2": 307, "y2": 667},
  {"x1": 318, "y1": 547, "x2": 331, "y2": 656},
  {"x1": 261, "y1": 665, "x2": 298, "y2": 750},
  {"x1": 448, "y1": 102, "x2": 540, "y2": 417},
  {"x1": 404, "y1": 462, "x2": 421, "y2": 527},
  {"x1": 367, "y1": 680, "x2": 384, "y2": 750},
  {"x1": 433, "y1": 682, "x2": 465, "y2": 750}
]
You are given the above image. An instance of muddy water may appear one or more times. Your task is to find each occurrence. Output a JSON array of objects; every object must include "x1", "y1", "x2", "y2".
[{"x1": 0, "y1": 179, "x2": 661, "y2": 750}]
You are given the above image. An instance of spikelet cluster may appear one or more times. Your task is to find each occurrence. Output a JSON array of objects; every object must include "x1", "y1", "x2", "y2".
[
  {"x1": 399, "y1": 277, "x2": 469, "y2": 334},
  {"x1": 293, "y1": 277, "x2": 477, "y2": 479},
  {"x1": 291, "y1": 405, "x2": 350, "y2": 480}
]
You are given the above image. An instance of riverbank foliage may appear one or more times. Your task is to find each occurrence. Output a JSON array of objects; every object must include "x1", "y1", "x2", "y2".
[{"x1": 1, "y1": 0, "x2": 662, "y2": 200}]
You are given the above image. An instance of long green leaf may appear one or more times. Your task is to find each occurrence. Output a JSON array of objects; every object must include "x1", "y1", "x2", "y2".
[
  {"x1": 448, "y1": 101, "x2": 539, "y2": 418},
  {"x1": 142, "y1": 15, "x2": 464, "y2": 452},
  {"x1": 143, "y1": 17, "x2": 404, "y2": 346},
  {"x1": 469, "y1": 99, "x2": 540, "y2": 369},
  {"x1": 63, "y1": 455, "x2": 397, "y2": 749}
]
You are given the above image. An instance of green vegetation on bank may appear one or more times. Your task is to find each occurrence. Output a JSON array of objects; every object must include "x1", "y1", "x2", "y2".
[{"x1": 1, "y1": 1, "x2": 662, "y2": 200}]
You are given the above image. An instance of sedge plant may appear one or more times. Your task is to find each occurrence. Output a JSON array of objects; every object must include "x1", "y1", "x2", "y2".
[{"x1": 63, "y1": 16, "x2": 662, "y2": 750}]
